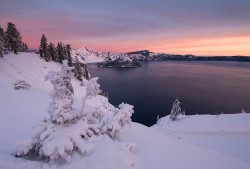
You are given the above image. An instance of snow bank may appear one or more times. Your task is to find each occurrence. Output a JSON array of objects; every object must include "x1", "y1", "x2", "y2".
[
  {"x1": 155, "y1": 114, "x2": 250, "y2": 133},
  {"x1": 154, "y1": 114, "x2": 250, "y2": 163}
]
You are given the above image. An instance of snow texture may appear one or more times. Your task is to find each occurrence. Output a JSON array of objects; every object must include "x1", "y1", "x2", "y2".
[
  {"x1": 14, "y1": 58, "x2": 134, "y2": 163},
  {"x1": 45, "y1": 60, "x2": 75, "y2": 124},
  {"x1": 71, "y1": 46, "x2": 147, "y2": 64}
]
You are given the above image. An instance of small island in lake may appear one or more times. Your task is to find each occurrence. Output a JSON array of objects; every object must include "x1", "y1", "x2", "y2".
[{"x1": 98, "y1": 57, "x2": 141, "y2": 68}]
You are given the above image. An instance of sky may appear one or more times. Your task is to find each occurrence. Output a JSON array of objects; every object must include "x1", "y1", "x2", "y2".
[{"x1": 0, "y1": 0, "x2": 250, "y2": 56}]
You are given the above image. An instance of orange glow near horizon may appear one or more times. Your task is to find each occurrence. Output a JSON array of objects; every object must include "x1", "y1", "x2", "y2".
[
  {"x1": 2, "y1": 0, "x2": 250, "y2": 56},
  {"x1": 22, "y1": 31, "x2": 250, "y2": 56},
  {"x1": 70, "y1": 35, "x2": 250, "y2": 56},
  {"x1": 6, "y1": 17, "x2": 249, "y2": 56},
  {"x1": 149, "y1": 35, "x2": 250, "y2": 56}
]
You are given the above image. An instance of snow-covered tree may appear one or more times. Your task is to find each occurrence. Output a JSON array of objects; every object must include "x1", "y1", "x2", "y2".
[
  {"x1": 82, "y1": 63, "x2": 90, "y2": 80},
  {"x1": 39, "y1": 34, "x2": 50, "y2": 62},
  {"x1": 0, "y1": 26, "x2": 4, "y2": 57},
  {"x1": 5, "y1": 22, "x2": 23, "y2": 54},
  {"x1": 74, "y1": 56, "x2": 90, "y2": 82},
  {"x1": 66, "y1": 44, "x2": 73, "y2": 67},
  {"x1": 103, "y1": 103, "x2": 134, "y2": 139},
  {"x1": 169, "y1": 98, "x2": 182, "y2": 121},
  {"x1": 57, "y1": 42, "x2": 64, "y2": 63},
  {"x1": 241, "y1": 109, "x2": 246, "y2": 113},
  {"x1": 16, "y1": 67, "x2": 134, "y2": 163},
  {"x1": 74, "y1": 56, "x2": 83, "y2": 81},
  {"x1": 48, "y1": 42, "x2": 58, "y2": 62},
  {"x1": 45, "y1": 60, "x2": 75, "y2": 124},
  {"x1": 18, "y1": 42, "x2": 28, "y2": 52},
  {"x1": 62, "y1": 44, "x2": 68, "y2": 62},
  {"x1": 81, "y1": 77, "x2": 101, "y2": 115},
  {"x1": 20, "y1": 42, "x2": 28, "y2": 52}
]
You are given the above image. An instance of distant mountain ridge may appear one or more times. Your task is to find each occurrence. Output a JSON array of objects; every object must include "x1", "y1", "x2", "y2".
[
  {"x1": 72, "y1": 47, "x2": 250, "y2": 64},
  {"x1": 71, "y1": 47, "x2": 149, "y2": 64}
]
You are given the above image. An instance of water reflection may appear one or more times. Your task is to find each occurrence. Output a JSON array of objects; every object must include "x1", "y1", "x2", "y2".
[{"x1": 88, "y1": 61, "x2": 250, "y2": 126}]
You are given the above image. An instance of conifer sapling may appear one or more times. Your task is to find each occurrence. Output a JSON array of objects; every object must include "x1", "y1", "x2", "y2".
[{"x1": 170, "y1": 98, "x2": 182, "y2": 121}]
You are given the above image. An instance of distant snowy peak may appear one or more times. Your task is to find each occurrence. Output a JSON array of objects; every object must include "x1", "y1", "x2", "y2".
[
  {"x1": 71, "y1": 47, "x2": 106, "y2": 64},
  {"x1": 72, "y1": 47, "x2": 250, "y2": 64},
  {"x1": 71, "y1": 47, "x2": 153, "y2": 64}
]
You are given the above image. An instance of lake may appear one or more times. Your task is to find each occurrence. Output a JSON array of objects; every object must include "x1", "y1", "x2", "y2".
[{"x1": 87, "y1": 61, "x2": 250, "y2": 126}]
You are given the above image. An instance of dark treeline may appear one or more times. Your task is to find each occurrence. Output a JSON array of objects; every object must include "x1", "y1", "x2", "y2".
[
  {"x1": 0, "y1": 22, "x2": 28, "y2": 57},
  {"x1": 0, "y1": 22, "x2": 89, "y2": 82},
  {"x1": 39, "y1": 34, "x2": 89, "y2": 82}
]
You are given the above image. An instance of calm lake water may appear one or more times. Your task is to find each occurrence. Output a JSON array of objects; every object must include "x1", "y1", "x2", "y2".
[{"x1": 88, "y1": 61, "x2": 250, "y2": 126}]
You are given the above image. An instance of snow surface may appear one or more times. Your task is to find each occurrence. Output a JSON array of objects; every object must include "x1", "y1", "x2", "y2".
[
  {"x1": 1, "y1": 52, "x2": 250, "y2": 169},
  {"x1": 71, "y1": 46, "x2": 145, "y2": 64},
  {"x1": 154, "y1": 114, "x2": 250, "y2": 164},
  {"x1": 71, "y1": 47, "x2": 105, "y2": 64}
]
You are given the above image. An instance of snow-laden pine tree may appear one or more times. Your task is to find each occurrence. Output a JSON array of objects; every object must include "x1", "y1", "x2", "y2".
[
  {"x1": 74, "y1": 56, "x2": 84, "y2": 81},
  {"x1": 62, "y1": 44, "x2": 68, "y2": 63},
  {"x1": 74, "y1": 56, "x2": 90, "y2": 82},
  {"x1": 48, "y1": 42, "x2": 58, "y2": 62},
  {"x1": 169, "y1": 98, "x2": 182, "y2": 121},
  {"x1": 82, "y1": 63, "x2": 90, "y2": 80},
  {"x1": 103, "y1": 102, "x2": 134, "y2": 139},
  {"x1": 0, "y1": 26, "x2": 5, "y2": 57},
  {"x1": 5, "y1": 22, "x2": 23, "y2": 54},
  {"x1": 81, "y1": 77, "x2": 100, "y2": 115},
  {"x1": 57, "y1": 42, "x2": 64, "y2": 63},
  {"x1": 20, "y1": 42, "x2": 28, "y2": 52},
  {"x1": 39, "y1": 34, "x2": 50, "y2": 62},
  {"x1": 45, "y1": 60, "x2": 75, "y2": 124},
  {"x1": 17, "y1": 64, "x2": 134, "y2": 162},
  {"x1": 66, "y1": 44, "x2": 73, "y2": 67}
]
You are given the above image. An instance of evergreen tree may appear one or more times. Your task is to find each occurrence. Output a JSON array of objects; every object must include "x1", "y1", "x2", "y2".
[
  {"x1": 23, "y1": 42, "x2": 28, "y2": 52},
  {"x1": 66, "y1": 44, "x2": 73, "y2": 67},
  {"x1": 57, "y1": 42, "x2": 64, "y2": 63},
  {"x1": 169, "y1": 98, "x2": 182, "y2": 121},
  {"x1": 74, "y1": 56, "x2": 90, "y2": 82},
  {"x1": 17, "y1": 69, "x2": 134, "y2": 162},
  {"x1": 0, "y1": 26, "x2": 5, "y2": 57},
  {"x1": 81, "y1": 77, "x2": 101, "y2": 115},
  {"x1": 45, "y1": 60, "x2": 74, "y2": 124},
  {"x1": 39, "y1": 34, "x2": 50, "y2": 61},
  {"x1": 74, "y1": 56, "x2": 84, "y2": 81},
  {"x1": 5, "y1": 22, "x2": 23, "y2": 54},
  {"x1": 48, "y1": 42, "x2": 58, "y2": 62},
  {"x1": 82, "y1": 63, "x2": 90, "y2": 80},
  {"x1": 20, "y1": 42, "x2": 28, "y2": 52},
  {"x1": 62, "y1": 44, "x2": 68, "y2": 62}
]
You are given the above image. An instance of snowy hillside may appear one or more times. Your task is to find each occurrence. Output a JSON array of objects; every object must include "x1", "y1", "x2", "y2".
[
  {"x1": 71, "y1": 47, "x2": 106, "y2": 63},
  {"x1": 154, "y1": 114, "x2": 250, "y2": 163},
  {"x1": 71, "y1": 47, "x2": 151, "y2": 64},
  {"x1": 71, "y1": 47, "x2": 250, "y2": 64},
  {"x1": 0, "y1": 52, "x2": 250, "y2": 169}
]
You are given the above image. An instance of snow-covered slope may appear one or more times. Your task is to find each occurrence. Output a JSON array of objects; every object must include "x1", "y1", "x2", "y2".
[
  {"x1": 0, "y1": 52, "x2": 250, "y2": 169},
  {"x1": 154, "y1": 114, "x2": 250, "y2": 163},
  {"x1": 71, "y1": 47, "x2": 106, "y2": 63},
  {"x1": 71, "y1": 47, "x2": 149, "y2": 64},
  {"x1": 72, "y1": 47, "x2": 250, "y2": 64}
]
